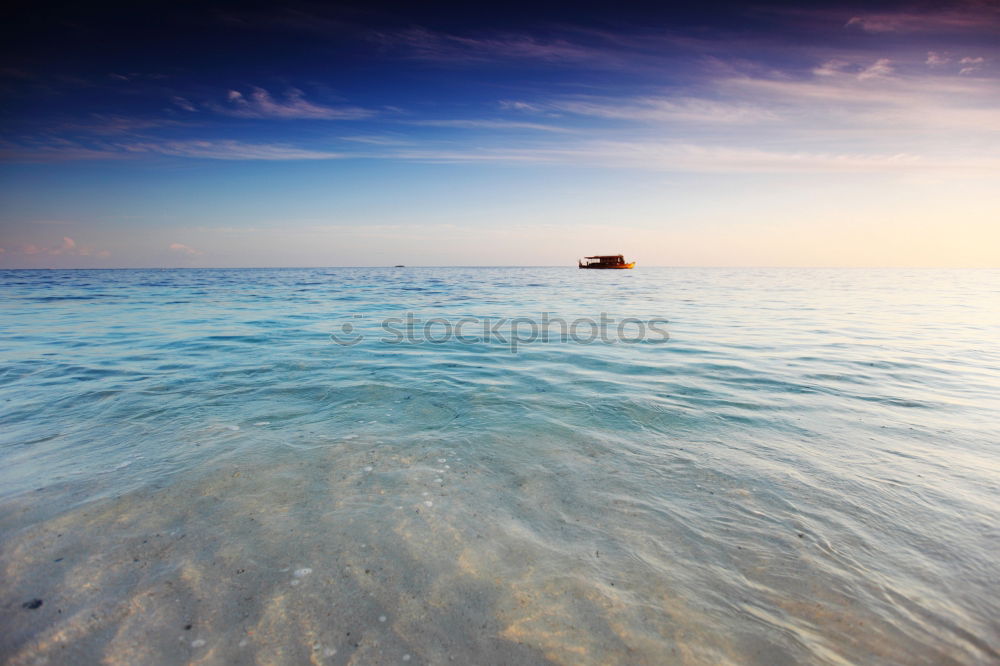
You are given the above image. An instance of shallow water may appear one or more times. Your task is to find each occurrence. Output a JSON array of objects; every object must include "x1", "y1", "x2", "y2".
[{"x1": 1, "y1": 267, "x2": 998, "y2": 665}]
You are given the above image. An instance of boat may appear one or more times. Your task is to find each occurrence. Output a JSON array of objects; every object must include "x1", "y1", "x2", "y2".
[{"x1": 578, "y1": 254, "x2": 635, "y2": 269}]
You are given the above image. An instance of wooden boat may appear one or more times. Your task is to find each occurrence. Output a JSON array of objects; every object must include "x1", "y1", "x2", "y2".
[{"x1": 578, "y1": 254, "x2": 635, "y2": 269}]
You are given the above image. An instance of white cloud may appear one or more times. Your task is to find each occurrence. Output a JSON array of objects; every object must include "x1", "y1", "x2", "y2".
[
  {"x1": 857, "y1": 58, "x2": 893, "y2": 81},
  {"x1": 499, "y1": 100, "x2": 544, "y2": 112},
  {"x1": 926, "y1": 51, "x2": 950, "y2": 66},
  {"x1": 959, "y1": 56, "x2": 985, "y2": 75},
  {"x1": 813, "y1": 59, "x2": 850, "y2": 76},
  {"x1": 221, "y1": 87, "x2": 372, "y2": 120}
]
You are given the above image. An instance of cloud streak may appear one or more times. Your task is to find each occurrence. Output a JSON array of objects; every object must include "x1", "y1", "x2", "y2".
[
  {"x1": 407, "y1": 119, "x2": 574, "y2": 132},
  {"x1": 122, "y1": 140, "x2": 345, "y2": 160},
  {"x1": 4, "y1": 237, "x2": 110, "y2": 257},
  {"x1": 536, "y1": 96, "x2": 778, "y2": 124},
  {"x1": 844, "y1": 8, "x2": 1000, "y2": 34},
  {"x1": 373, "y1": 27, "x2": 615, "y2": 65},
  {"x1": 389, "y1": 141, "x2": 1000, "y2": 174},
  {"x1": 219, "y1": 87, "x2": 372, "y2": 120}
]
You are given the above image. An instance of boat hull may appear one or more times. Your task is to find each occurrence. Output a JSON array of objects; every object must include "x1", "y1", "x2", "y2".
[{"x1": 579, "y1": 262, "x2": 635, "y2": 269}]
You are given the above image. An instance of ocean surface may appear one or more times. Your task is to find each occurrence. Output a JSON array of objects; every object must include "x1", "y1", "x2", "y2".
[{"x1": 1, "y1": 267, "x2": 998, "y2": 665}]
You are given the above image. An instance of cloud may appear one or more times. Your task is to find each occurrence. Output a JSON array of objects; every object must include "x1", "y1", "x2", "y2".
[
  {"x1": 813, "y1": 59, "x2": 850, "y2": 76},
  {"x1": 370, "y1": 26, "x2": 648, "y2": 71},
  {"x1": 220, "y1": 87, "x2": 372, "y2": 120},
  {"x1": 1, "y1": 136, "x2": 346, "y2": 162},
  {"x1": 49, "y1": 237, "x2": 76, "y2": 255},
  {"x1": 543, "y1": 96, "x2": 777, "y2": 124},
  {"x1": 0, "y1": 138, "x2": 130, "y2": 162},
  {"x1": 959, "y1": 56, "x2": 985, "y2": 75},
  {"x1": 172, "y1": 96, "x2": 197, "y2": 112},
  {"x1": 339, "y1": 135, "x2": 413, "y2": 146},
  {"x1": 845, "y1": 11, "x2": 997, "y2": 33},
  {"x1": 926, "y1": 52, "x2": 950, "y2": 66},
  {"x1": 409, "y1": 119, "x2": 573, "y2": 132},
  {"x1": 721, "y1": 71, "x2": 1000, "y2": 133},
  {"x1": 388, "y1": 141, "x2": 1000, "y2": 175},
  {"x1": 4, "y1": 237, "x2": 110, "y2": 257},
  {"x1": 499, "y1": 100, "x2": 543, "y2": 112},
  {"x1": 857, "y1": 59, "x2": 893, "y2": 81},
  {"x1": 169, "y1": 242, "x2": 200, "y2": 255},
  {"x1": 60, "y1": 114, "x2": 188, "y2": 135},
  {"x1": 121, "y1": 140, "x2": 345, "y2": 160}
]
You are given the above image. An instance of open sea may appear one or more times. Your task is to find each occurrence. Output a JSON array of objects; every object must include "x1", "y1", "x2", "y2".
[{"x1": 1, "y1": 267, "x2": 998, "y2": 665}]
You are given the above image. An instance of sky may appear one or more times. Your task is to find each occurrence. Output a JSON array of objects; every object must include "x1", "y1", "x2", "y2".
[{"x1": 1, "y1": 0, "x2": 998, "y2": 268}]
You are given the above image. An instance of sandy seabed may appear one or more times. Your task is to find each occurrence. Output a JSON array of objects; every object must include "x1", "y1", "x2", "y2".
[
  {"x1": 2, "y1": 431, "x2": 992, "y2": 666},
  {"x1": 1, "y1": 439, "x2": 736, "y2": 666}
]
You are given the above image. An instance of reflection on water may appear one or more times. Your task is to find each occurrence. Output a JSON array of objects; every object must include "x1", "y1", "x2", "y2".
[{"x1": 1, "y1": 267, "x2": 999, "y2": 665}]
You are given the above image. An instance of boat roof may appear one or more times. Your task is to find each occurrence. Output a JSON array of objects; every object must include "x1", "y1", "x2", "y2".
[{"x1": 584, "y1": 255, "x2": 624, "y2": 259}]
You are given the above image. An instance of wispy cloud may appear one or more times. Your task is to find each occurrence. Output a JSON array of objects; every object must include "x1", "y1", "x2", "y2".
[
  {"x1": 172, "y1": 96, "x2": 197, "y2": 112},
  {"x1": 339, "y1": 135, "x2": 413, "y2": 146},
  {"x1": 57, "y1": 114, "x2": 189, "y2": 135},
  {"x1": 722, "y1": 70, "x2": 1000, "y2": 132},
  {"x1": 408, "y1": 119, "x2": 574, "y2": 132},
  {"x1": 499, "y1": 100, "x2": 544, "y2": 112},
  {"x1": 959, "y1": 56, "x2": 985, "y2": 75},
  {"x1": 125, "y1": 140, "x2": 345, "y2": 160},
  {"x1": 844, "y1": 8, "x2": 999, "y2": 34},
  {"x1": 857, "y1": 58, "x2": 893, "y2": 81},
  {"x1": 49, "y1": 236, "x2": 76, "y2": 255},
  {"x1": 5, "y1": 236, "x2": 110, "y2": 257},
  {"x1": 370, "y1": 26, "x2": 648, "y2": 70},
  {"x1": 389, "y1": 141, "x2": 1000, "y2": 175},
  {"x1": 0, "y1": 139, "x2": 129, "y2": 162},
  {"x1": 926, "y1": 52, "x2": 950, "y2": 67},
  {"x1": 813, "y1": 59, "x2": 850, "y2": 77},
  {"x1": 219, "y1": 87, "x2": 372, "y2": 120},
  {"x1": 169, "y1": 242, "x2": 200, "y2": 255},
  {"x1": 539, "y1": 96, "x2": 777, "y2": 124},
  {"x1": 2, "y1": 138, "x2": 347, "y2": 162}
]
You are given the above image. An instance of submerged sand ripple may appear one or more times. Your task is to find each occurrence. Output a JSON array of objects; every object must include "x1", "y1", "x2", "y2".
[{"x1": 1, "y1": 434, "x2": 996, "y2": 665}]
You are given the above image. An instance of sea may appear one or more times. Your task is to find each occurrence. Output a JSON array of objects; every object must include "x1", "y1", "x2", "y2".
[{"x1": 1, "y1": 267, "x2": 998, "y2": 665}]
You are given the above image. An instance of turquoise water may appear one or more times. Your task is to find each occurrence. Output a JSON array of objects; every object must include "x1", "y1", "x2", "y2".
[{"x1": 1, "y1": 267, "x2": 998, "y2": 665}]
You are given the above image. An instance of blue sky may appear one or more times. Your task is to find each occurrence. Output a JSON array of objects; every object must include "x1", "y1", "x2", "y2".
[{"x1": 1, "y1": 1, "x2": 998, "y2": 267}]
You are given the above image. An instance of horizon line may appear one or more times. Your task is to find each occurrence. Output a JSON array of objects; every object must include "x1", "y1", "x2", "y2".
[{"x1": 2, "y1": 265, "x2": 998, "y2": 270}]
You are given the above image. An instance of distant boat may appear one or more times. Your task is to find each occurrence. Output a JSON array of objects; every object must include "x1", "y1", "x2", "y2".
[
  {"x1": 578, "y1": 254, "x2": 635, "y2": 269},
  {"x1": 394, "y1": 265, "x2": 405, "y2": 267}
]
